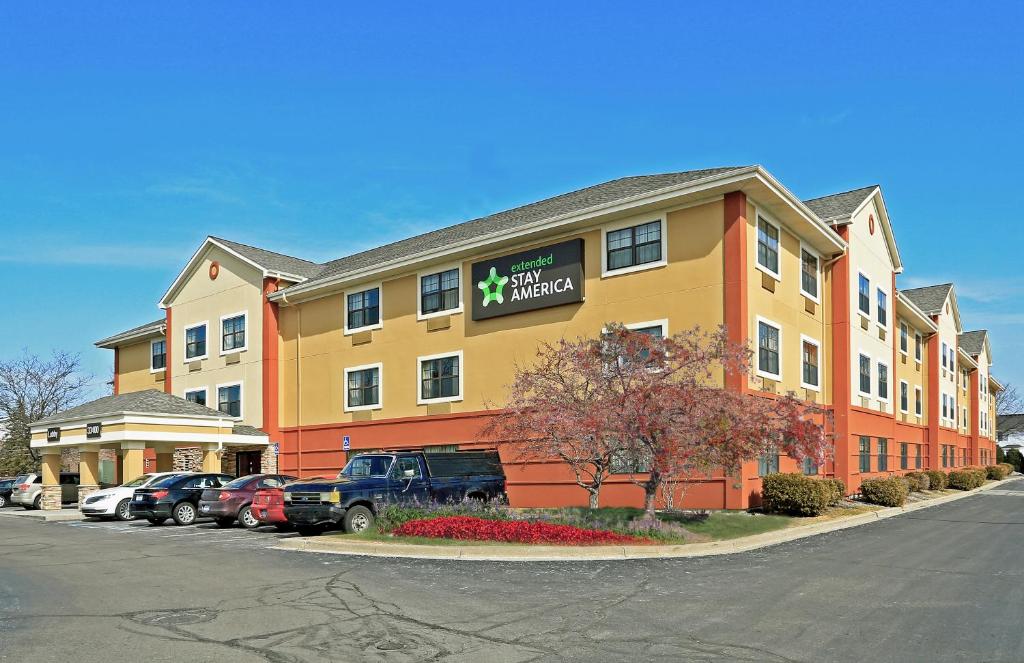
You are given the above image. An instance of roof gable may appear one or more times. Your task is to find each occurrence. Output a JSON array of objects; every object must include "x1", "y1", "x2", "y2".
[
  {"x1": 959, "y1": 330, "x2": 990, "y2": 358},
  {"x1": 804, "y1": 186, "x2": 902, "y2": 272},
  {"x1": 901, "y1": 283, "x2": 962, "y2": 332}
]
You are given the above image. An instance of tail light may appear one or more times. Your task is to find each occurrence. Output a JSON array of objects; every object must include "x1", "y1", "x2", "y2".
[
  {"x1": 219, "y1": 491, "x2": 232, "y2": 501},
  {"x1": 151, "y1": 490, "x2": 169, "y2": 500},
  {"x1": 18, "y1": 484, "x2": 29, "y2": 491}
]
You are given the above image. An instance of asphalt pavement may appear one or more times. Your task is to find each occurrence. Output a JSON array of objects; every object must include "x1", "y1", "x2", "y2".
[{"x1": 2, "y1": 482, "x2": 1024, "y2": 662}]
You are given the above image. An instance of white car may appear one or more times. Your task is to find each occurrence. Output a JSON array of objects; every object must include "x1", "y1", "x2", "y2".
[{"x1": 80, "y1": 472, "x2": 193, "y2": 520}]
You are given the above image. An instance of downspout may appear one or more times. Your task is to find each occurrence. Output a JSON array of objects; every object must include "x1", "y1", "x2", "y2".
[{"x1": 296, "y1": 305, "x2": 302, "y2": 477}]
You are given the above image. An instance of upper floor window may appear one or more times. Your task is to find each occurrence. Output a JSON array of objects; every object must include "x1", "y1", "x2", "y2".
[
  {"x1": 419, "y1": 352, "x2": 462, "y2": 403},
  {"x1": 420, "y1": 268, "x2": 460, "y2": 316},
  {"x1": 877, "y1": 362, "x2": 889, "y2": 401},
  {"x1": 185, "y1": 323, "x2": 207, "y2": 360},
  {"x1": 914, "y1": 332, "x2": 922, "y2": 362},
  {"x1": 915, "y1": 386, "x2": 923, "y2": 416},
  {"x1": 899, "y1": 323, "x2": 908, "y2": 354},
  {"x1": 217, "y1": 383, "x2": 242, "y2": 418},
  {"x1": 877, "y1": 289, "x2": 887, "y2": 327},
  {"x1": 900, "y1": 381, "x2": 909, "y2": 412},
  {"x1": 941, "y1": 342, "x2": 948, "y2": 369},
  {"x1": 346, "y1": 287, "x2": 381, "y2": 332},
  {"x1": 757, "y1": 319, "x2": 781, "y2": 380},
  {"x1": 151, "y1": 339, "x2": 166, "y2": 371},
  {"x1": 756, "y1": 216, "x2": 780, "y2": 277},
  {"x1": 800, "y1": 248, "x2": 818, "y2": 299},
  {"x1": 606, "y1": 220, "x2": 663, "y2": 273},
  {"x1": 801, "y1": 336, "x2": 819, "y2": 390},
  {"x1": 345, "y1": 364, "x2": 381, "y2": 411},
  {"x1": 858, "y1": 274, "x2": 870, "y2": 315},
  {"x1": 859, "y1": 354, "x2": 871, "y2": 395},
  {"x1": 221, "y1": 313, "x2": 246, "y2": 354},
  {"x1": 184, "y1": 387, "x2": 207, "y2": 407}
]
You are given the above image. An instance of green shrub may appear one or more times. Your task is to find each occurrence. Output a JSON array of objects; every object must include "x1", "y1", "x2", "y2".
[
  {"x1": 761, "y1": 473, "x2": 831, "y2": 516},
  {"x1": 924, "y1": 470, "x2": 948, "y2": 490},
  {"x1": 986, "y1": 465, "x2": 1010, "y2": 480},
  {"x1": 822, "y1": 478, "x2": 846, "y2": 505},
  {"x1": 947, "y1": 470, "x2": 985, "y2": 491},
  {"x1": 999, "y1": 462, "x2": 1015, "y2": 476},
  {"x1": 860, "y1": 476, "x2": 909, "y2": 507},
  {"x1": 375, "y1": 500, "x2": 513, "y2": 533},
  {"x1": 904, "y1": 472, "x2": 930, "y2": 492}
]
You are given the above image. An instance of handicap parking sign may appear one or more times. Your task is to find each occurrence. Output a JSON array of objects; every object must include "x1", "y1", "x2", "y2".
[
  {"x1": 343, "y1": 435, "x2": 350, "y2": 451},
  {"x1": 271, "y1": 442, "x2": 279, "y2": 456}
]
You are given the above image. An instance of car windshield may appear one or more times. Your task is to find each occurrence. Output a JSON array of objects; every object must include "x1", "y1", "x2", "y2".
[
  {"x1": 122, "y1": 475, "x2": 156, "y2": 488},
  {"x1": 223, "y1": 476, "x2": 257, "y2": 489},
  {"x1": 14, "y1": 474, "x2": 29, "y2": 484},
  {"x1": 340, "y1": 455, "x2": 394, "y2": 479}
]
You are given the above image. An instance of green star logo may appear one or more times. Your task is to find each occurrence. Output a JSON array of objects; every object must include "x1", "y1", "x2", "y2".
[{"x1": 477, "y1": 266, "x2": 509, "y2": 307}]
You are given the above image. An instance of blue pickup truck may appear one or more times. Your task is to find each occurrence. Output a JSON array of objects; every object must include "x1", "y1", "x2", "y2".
[{"x1": 282, "y1": 450, "x2": 506, "y2": 535}]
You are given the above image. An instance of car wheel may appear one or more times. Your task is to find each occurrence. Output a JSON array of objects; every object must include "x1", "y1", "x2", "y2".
[
  {"x1": 343, "y1": 505, "x2": 375, "y2": 534},
  {"x1": 32, "y1": 494, "x2": 41, "y2": 510},
  {"x1": 115, "y1": 499, "x2": 135, "y2": 521},
  {"x1": 214, "y1": 517, "x2": 235, "y2": 528},
  {"x1": 239, "y1": 506, "x2": 260, "y2": 529},
  {"x1": 172, "y1": 502, "x2": 197, "y2": 526},
  {"x1": 0, "y1": 494, "x2": 7, "y2": 508},
  {"x1": 146, "y1": 517, "x2": 166, "y2": 526}
]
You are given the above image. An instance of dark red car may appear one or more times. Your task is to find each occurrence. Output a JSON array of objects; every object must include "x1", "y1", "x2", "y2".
[
  {"x1": 251, "y1": 487, "x2": 288, "y2": 529},
  {"x1": 197, "y1": 474, "x2": 296, "y2": 528}
]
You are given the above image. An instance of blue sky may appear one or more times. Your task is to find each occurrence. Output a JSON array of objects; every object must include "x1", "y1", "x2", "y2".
[{"x1": 1, "y1": 2, "x2": 1022, "y2": 397}]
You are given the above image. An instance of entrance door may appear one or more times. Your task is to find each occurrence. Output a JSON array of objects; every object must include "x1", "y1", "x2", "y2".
[{"x1": 236, "y1": 451, "x2": 262, "y2": 476}]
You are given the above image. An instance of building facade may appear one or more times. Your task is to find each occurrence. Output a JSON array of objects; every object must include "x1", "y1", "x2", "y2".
[{"x1": 91, "y1": 165, "x2": 1002, "y2": 510}]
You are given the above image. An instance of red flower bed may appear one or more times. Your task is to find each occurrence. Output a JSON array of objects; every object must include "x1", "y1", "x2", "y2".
[{"x1": 392, "y1": 516, "x2": 651, "y2": 545}]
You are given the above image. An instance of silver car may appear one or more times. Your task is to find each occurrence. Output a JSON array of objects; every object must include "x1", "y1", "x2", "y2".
[{"x1": 12, "y1": 473, "x2": 80, "y2": 509}]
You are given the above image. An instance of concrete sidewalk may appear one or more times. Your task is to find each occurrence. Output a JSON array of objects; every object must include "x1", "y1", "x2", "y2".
[
  {"x1": 0, "y1": 507, "x2": 84, "y2": 522},
  {"x1": 276, "y1": 477, "x2": 1019, "y2": 561}
]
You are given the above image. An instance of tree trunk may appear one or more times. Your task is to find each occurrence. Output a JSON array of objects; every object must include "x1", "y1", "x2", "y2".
[
  {"x1": 588, "y1": 487, "x2": 600, "y2": 509},
  {"x1": 643, "y1": 470, "x2": 662, "y2": 519}
]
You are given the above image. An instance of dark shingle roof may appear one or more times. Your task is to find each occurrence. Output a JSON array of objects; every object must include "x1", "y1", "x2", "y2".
[
  {"x1": 959, "y1": 330, "x2": 988, "y2": 356},
  {"x1": 211, "y1": 236, "x2": 322, "y2": 280},
  {"x1": 998, "y1": 414, "x2": 1024, "y2": 436},
  {"x1": 94, "y1": 318, "x2": 165, "y2": 348},
  {"x1": 900, "y1": 283, "x2": 953, "y2": 316},
  {"x1": 803, "y1": 185, "x2": 878, "y2": 223},
  {"x1": 33, "y1": 389, "x2": 235, "y2": 426},
  {"x1": 232, "y1": 424, "x2": 267, "y2": 436}
]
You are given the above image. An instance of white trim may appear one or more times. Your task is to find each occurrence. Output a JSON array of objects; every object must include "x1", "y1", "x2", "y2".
[
  {"x1": 416, "y1": 264, "x2": 464, "y2": 321},
  {"x1": 218, "y1": 310, "x2": 249, "y2": 356},
  {"x1": 416, "y1": 350, "x2": 464, "y2": 405},
  {"x1": 624, "y1": 319, "x2": 669, "y2": 336},
  {"x1": 343, "y1": 362, "x2": 383, "y2": 412},
  {"x1": 798, "y1": 241, "x2": 820, "y2": 303},
  {"x1": 600, "y1": 213, "x2": 668, "y2": 278},
  {"x1": 898, "y1": 321, "x2": 909, "y2": 356},
  {"x1": 876, "y1": 359, "x2": 891, "y2": 403},
  {"x1": 183, "y1": 386, "x2": 209, "y2": 407},
  {"x1": 343, "y1": 283, "x2": 384, "y2": 335},
  {"x1": 215, "y1": 380, "x2": 244, "y2": 421},
  {"x1": 183, "y1": 320, "x2": 210, "y2": 362},
  {"x1": 755, "y1": 316, "x2": 782, "y2": 381},
  {"x1": 753, "y1": 211, "x2": 782, "y2": 281},
  {"x1": 856, "y1": 271, "x2": 871, "y2": 319},
  {"x1": 799, "y1": 334, "x2": 821, "y2": 392},
  {"x1": 875, "y1": 287, "x2": 889, "y2": 331},
  {"x1": 899, "y1": 379, "x2": 910, "y2": 413},
  {"x1": 857, "y1": 351, "x2": 872, "y2": 397},
  {"x1": 149, "y1": 338, "x2": 167, "y2": 373},
  {"x1": 32, "y1": 430, "x2": 268, "y2": 448}
]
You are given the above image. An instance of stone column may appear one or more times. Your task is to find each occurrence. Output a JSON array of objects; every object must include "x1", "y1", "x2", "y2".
[
  {"x1": 78, "y1": 450, "x2": 101, "y2": 508},
  {"x1": 121, "y1": 442, "x2": 146, "y2": 483},
  {"x1": 201, "y1": 444, "x2": 222, "y2": 473},
  {"x1": 155, "y1": 452, "x2": 174, "y2": 472},
  {"x1": 39, "y1": 449, "x2": 63, "y2": 510}
]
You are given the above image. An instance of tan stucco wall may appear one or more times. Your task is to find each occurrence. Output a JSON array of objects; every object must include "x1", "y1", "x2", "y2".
[
  {"x1": 894, "y1": 316, "x2": 928, "y2": 423},
  {"x1": 280, "y1": 200, "x2": 727, "y2": 427},
  {"x1": 168, "y1": 245, "x2": 265, "y2": 427},
  {"x1": 117, "y1": 337, "x2": 166, "y2": 394}
]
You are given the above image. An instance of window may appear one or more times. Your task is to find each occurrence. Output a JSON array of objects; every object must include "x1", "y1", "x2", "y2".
[
  {"x1": 420, "y1": 268, "x2": 460, "y2": 316},
  {"x1": 915, "y1": 444, "x2": 922, "y2": 469},
  {"x1": 184, "y1": 388, "x2": 207, "y2": 407},
  {"x1": 217, "y1": 383, "x2": 242, "y2": 418},
  {"x1": 151, "y1": 339, "x2": 166, "y2": 371},
  {"x1": 941, "y1": 445, "x2": 948, "y2": 468},
  {"x1": 915, "y1": 333, "x2": 922, "y2": 362},
  {"x1": 942, "y1": 394, "x2": 948, "y2": 420},
  {"x1": 185, "y1": 323, "x2": 207, "y2": 360},
  {"x1": 758, "y1": 451, "x2": 780, "y2": 477},
  {"x1": 756, "y1": 216, "x2": 780, "y2": 277},
  {"x1": 800, "y1": 247, "x2": 818, "y2": 299},
  {"x1": 877, "y1": 438, "x2": 888, "y2": 472},
  {"x1": 346, "y1": 287, "x2": 381, "y2": 332},
  {"x1": 915, "y1": 386, "x2": 923, "y2": 416},
  {"x1": 624, "y1": 320, "x2": 667, "y2": 338},
  {"x1": 345, "y1": 364, "x2": 381, "y2": 411},
  {"x1": 877, "y1": 362, "x2": 889, "y2": 401},
  {"x1": 757, "y1": 320, "x2": 781, "y2": 379},
  {"x1": 801, "y1": 336, "x2": 819, "y2": 390},
  {"x1": 606, "y1": 220, "x2": 663, "y2": 272},
  {"x1": 419, "y1": 352, "x2": 462, "y2": 403},
  {"x1": 858, "y1": 274, "x2": 870, "y2": 315},
  {"x1": 859, "y1": 354, "x2": 871, "y2": 395},
  {"x1": 392, "y1": 457, "x2": 422, "y2": 480},
  {"x1": 611, "y1": 448, "x2": 652, "y2": 474},
  {"x1": 859, "y1": 436, "x2": 871, "y2": 473},
  {"x1": 900, "y1": 442, "x2": 908, "y2": 470},
  {"x1": 220, "y1": 313, "x2": 246, "y2": 353},
  {"x1": 877, "y1": 289, "x2": 887, "y2": 327},
  {"x1": 900, "y1": 381, "x2": 909, "y2": 413},
  {"x1": 900, "y1": 323, "x2": 908, "y2": 354},
  {"x1": 802, "y1": 456, "x2": 818, "y2": 476}
]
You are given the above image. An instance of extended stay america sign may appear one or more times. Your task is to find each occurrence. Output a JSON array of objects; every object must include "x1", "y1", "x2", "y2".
[{"x1": 471, "y1": 239, "x2": 584, "y2": 321}]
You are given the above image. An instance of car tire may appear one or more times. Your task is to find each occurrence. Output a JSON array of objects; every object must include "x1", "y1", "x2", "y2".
[
  {"x1": 146, "y1": 517, "x2": 166, "y2": 526},
  {"x1": 214, "y1": 517, "x2": 235, "y2": 528},
  {"x1": 0, "y1": 494, "x2": 7, "y2": 508},
  {"x1": 115, "y1": 499, "x2": 134, "y2": 521},
  {"x1": 343, "y1": 505, "x2": 375, "y2": 534},
  {"x1": 296, "y1": 525, "x2": 321, "y2": 537},
  {"x1": 32, "y1": 494, "x2": 41, "y2": 510},
  {"x1": 172, "y1": 502, "x2": 197, "y2": 526},
  {"x1": 239, "y1": 506, "x2": 260, "y2": 529}
]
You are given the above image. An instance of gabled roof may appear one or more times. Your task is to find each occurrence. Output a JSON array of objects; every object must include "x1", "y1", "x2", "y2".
[
  {"x1": 958, "y1": 330, "x2": 990, "y2": 358},
  {"x1": 998, "y1": 414, "x2": 1024, "y2": 435},
  {"x1": 895, "y1": 292, "x2": 938, "y2": 332},
  {"x1": 95, "y1": 318, "x2": 165, "y2": 349},
  {"x1": 32, "y1": 389, "x2": 233, "y2": 426},
  {"x1": 803, "y1": 185, "x2": 879, "y2": 224},
  {"x1": 900, "y1": 283, "x2": 954, "y2": 316}
]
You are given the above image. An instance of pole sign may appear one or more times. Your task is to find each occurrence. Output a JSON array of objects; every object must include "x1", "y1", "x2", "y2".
[
  {"x1": 86, "y1": 423, "x2": 102, "y2": 439},
  {"x1": 342, "y1": 435, "x2": 351, "y2": 451},
  {"x1": 471, "y1": 238, "x2": 584, "y2": 321},
  {"x1": 46, "y1": 427, "x2": 61, "y2": 443},
  {"x1": 271, "y1": 442, "x2": 280, "y2": 456}
]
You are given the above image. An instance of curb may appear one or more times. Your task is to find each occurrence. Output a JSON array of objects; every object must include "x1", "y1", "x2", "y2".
[
  {"x1": 0, "y1": 508, "x2": 84, "y2": 522},
  {"x1": 272, "y1": 477, "x2": 1020, "y2": 562}
]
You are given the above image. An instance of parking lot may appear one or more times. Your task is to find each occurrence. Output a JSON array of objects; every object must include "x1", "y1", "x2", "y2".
[{"x1": 52, "y1": 517, "x2": 302, "y2": 550}]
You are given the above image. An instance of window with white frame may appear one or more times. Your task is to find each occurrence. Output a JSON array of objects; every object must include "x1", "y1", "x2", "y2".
[
  {"x1": 801, "y1": 336, "x2": 819, "y2": 390},
  {"x1": 221, "y1": 313, "x2": 246, "y2": 354},
  {"x1": 900, "y1": 381, "x2": 909, "y2": 412},
  {"x1": 606, "y1": 220, "x2": 664, "y2": 272},
  {"x1": 184, "y1": 387, "x2": 207, "y2": 407},
  {"x1": 346, "y1": 287, "x2": 381, "y2": 332},
  {"x1": 915, "y1": 386, "x2": 923, "y2": 416},
  {"x1": 420, "y1": 268, "x2": 460, "y2": 316},
  {"x1": 757, "y1": 320, "x2": 781, "y2": 379},
  {"x1": 418, "y1": 352, "x2": 462, "y2": 403},
  {"x1": 859, "y1": 354, "x2": 871, "y2": 395},
  {"x1": 915, "y1": 333, "x2": 922, "y2": 362},
  {"x1": 941, "y1": 342, "x2": 948, "y2": 370},
  {"x1": 899, "y1": 323, "x2": 908, "y2": 354},
  {"x1": 877, "y1": 361, "x2": 889, "y2": 401},
  {"x1": 345, "y1": 364, "x2": 381, "y2": 410},
  {"x1": 185, "y1": 322, "x2": 207, "y2": 360},
  {"x1": 877, "y1": 289, "x2": 887, "y2": 327},
  {"x1": 858, "y1": 274, "x2": 870, "y2": 316},
  {"x1": 217, "y1": 383, "x2": 242, "y2": 418},
  {"x1": 151, "y1": 339, "x2": 166, "y2": 371},
  {"x1": 756, "y1": 216, "x2": 780, "y2": 277},
  {"x1": 800, "y1": 247, "x2": 818, "y2": 299}
]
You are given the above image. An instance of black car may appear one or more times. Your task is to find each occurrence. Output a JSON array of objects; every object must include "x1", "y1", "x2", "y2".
[
  {"x1": 129, "y1": 473, "x2": 234, "y2": 526},
  {"x1": 0, "y1": 478, "x2": 14, "y2": 508}
]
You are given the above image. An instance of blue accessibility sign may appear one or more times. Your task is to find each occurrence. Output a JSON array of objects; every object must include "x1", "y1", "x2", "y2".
[{"x1": 342, "y1": 435, "x2": 351, "y2": 451}]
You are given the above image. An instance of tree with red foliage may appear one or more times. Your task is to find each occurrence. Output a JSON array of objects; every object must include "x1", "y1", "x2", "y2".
[{"x1": 485, "y1": 324, "x2": 831, "y2": 517}]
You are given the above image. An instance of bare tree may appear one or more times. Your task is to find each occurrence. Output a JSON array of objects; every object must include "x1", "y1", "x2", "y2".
[
  {"x1": 996, "y1": 383, "x2": 1024, "y2": 435},
  {"x1": 0, "y1": 351, "x2": 91, "y2": 475}
]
